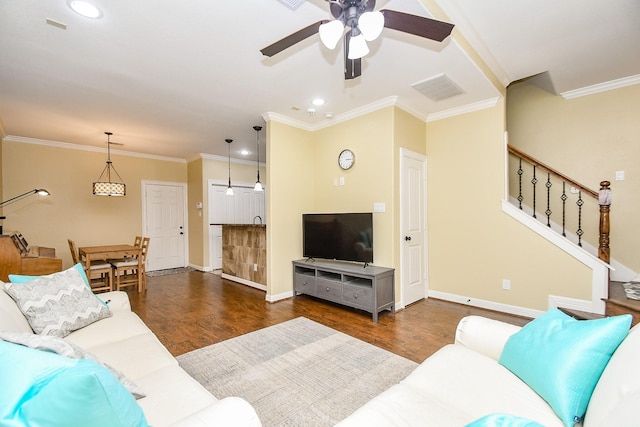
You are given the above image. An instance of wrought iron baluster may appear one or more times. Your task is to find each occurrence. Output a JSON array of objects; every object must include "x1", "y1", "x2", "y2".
[
  {"x1": 545, "y1": 173, "x2": 552, "y2": 227},
  {"x1": 531, "y1": 165, "x2": 537, "y2": 218},
  {"x1": 517, "y1": 158, "x2": 523, "y2": 209},
  {"x1": 561, "y1": 182, "x2": 567, "y2": 237},
  {"x1": 576, "y1": 191, "x2": 584, "y2": 247}
]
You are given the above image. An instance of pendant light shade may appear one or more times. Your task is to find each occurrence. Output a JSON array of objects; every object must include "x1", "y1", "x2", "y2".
[
  {"x1": 93, "y1": 131, "x2": 126, "y2": 196},
  {"x1": 225, "y1": 139, "x2": 234, "y2": 196},
  {"x1": 358, "y1": 11, "x2": 384, "y2": 41},
  {"x1": 348, "y1": 30, "x2": 369, "y2": 60},
  {"x1": 253, "y1": 125, "x2": 263, "y2": 192},
  {"x1": 319, "y1": 19, "x2": 345, "y2": 49}
]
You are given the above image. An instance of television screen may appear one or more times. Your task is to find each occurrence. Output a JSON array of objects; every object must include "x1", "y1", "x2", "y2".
[{"x1": 302, "y1": 213, "x2": 373, "y2": 263}]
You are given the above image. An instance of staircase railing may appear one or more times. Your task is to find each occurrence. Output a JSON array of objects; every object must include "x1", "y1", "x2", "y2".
[{"x1": 507, "y1": 144, "x2": 611, "y2": 264}]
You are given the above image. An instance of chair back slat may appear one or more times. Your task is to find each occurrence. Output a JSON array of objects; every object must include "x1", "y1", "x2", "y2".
[{"x1": 68, "y1": 239, "x2": 80, "y2": 264}]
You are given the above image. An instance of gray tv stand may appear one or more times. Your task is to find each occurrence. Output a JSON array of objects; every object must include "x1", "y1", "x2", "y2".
[{"x1": 292, "y1": 259, "x2": 395, "y2": 322}]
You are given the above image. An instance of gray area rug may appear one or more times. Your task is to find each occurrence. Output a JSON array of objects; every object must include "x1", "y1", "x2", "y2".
[
  {"x1": 145, "y1": 266, "x2": 196, "y2": 277},
  {"x1": 177, "y1": 317, "x2": 418, "y2": 427}
]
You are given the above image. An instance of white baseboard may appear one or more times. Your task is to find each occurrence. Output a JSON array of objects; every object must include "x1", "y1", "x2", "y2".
[
  {"x1": 266, "y1": 290, "x2": 294, "y2": 302},
  {"x1": 221, "y1": 273, "x2": 267, "y2": 292},
  {"x1": 428, "y1": 290, "x2": 544, "y2": 319},
  {"x1": 188, "y1": 263, "x2": 213, "y2": 272},
  {"x1": 548, "y1": 295, "x2": 599, "y2": 314}
]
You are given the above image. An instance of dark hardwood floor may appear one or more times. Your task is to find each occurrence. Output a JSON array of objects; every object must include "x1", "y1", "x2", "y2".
[{"x1": 126, "y1": 271, "x2": 530, "y2": 363}]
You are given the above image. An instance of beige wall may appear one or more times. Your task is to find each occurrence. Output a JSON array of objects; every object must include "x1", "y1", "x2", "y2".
[
  {"x1": 312, "y1": 107, "x2": 395, "y2": 268},
  {"x1": 266, "y1": 107, "x2": 427, "y2": 303},
  {"x1": 426, "y1": 99, "x2": 592, "y2": 310},
  {"x1": 187, "y1": 158, "x2": 204, "y2": 267},
  {"x1": 1, "y1": 140, "x2": 186, "y2": 269},
  {"x1": 265, "y1": 121, "x2": 315, "y2": 298},
  {"x1": 507, "y1": 82, "x2": 640, "y2": 274}
]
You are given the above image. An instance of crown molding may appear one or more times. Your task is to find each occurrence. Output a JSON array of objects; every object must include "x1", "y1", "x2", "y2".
[
  {"x1": 2, "y1": 135, "x2": 186, "y2": 163},
  {"x1": 426, "y1": 96, "x2": 500, "y2": 122},
  {"x1": 263, "y1": 96, "x2": 399, "y2": 131},
  {"x1": 198, "y1": 152, "x2": 265, "y2": 167},
  {"x1": 560, "y1": 74, "x2": 640, "y2": 100}
]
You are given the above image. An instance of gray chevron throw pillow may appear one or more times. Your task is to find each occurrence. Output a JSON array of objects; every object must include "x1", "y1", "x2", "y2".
[{"x1": 4, "y1": 267, "x2": 111, "y2": 338}]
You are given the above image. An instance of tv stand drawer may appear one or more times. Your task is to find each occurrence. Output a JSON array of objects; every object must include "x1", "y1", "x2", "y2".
[
  {"x1": 343, "y1": 284, "x2": 373, "y2": 308},
  {"x1": 316, "y1": 278, "x2": 342, "y2": 302},
  {"x1": 294, "y1": 273, "x2": 316, "y2": 295}
]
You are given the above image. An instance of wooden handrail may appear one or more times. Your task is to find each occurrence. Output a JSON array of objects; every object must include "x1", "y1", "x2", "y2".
[{"x1": 508, "y1": 145, "x2": 598, "y2": 199}]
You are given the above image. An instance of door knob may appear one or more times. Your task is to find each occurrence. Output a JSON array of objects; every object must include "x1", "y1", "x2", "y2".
[{"x1": 405, "y1": 236, "x2": 411, "y2": 241}]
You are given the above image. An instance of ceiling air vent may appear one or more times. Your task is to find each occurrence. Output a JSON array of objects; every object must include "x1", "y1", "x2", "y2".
[
  {"x1": 276, "y1": 0, "x2": 306, "y2": 10},
  {"x1": 412, "y1": 74, "x2": 464, "y2": 102}
]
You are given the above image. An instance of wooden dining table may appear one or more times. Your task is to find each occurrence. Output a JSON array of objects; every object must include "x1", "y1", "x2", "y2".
[{"x1": 78, "y1": 244, "x2": 143, "y2": 292}]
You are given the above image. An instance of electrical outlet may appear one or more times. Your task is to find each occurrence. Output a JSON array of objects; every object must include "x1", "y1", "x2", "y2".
[
  {"x1": 253, "y1": 263, "x2": 258, "y2": 272},
  {"x1": 502, "y1": 279, "x2": 511, "y2": 290}
]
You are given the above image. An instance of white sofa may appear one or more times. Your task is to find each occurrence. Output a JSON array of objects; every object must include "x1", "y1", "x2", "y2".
[
  {"x1": 0, "y1": 288, "x2": 261, "y2": 427},
  {"x1": 337, "y1": 315, "x2": 640, "y2": 427}
]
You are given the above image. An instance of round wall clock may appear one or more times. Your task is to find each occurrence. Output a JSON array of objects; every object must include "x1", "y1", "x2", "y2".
[{"x1": 338, "y1": 149, "x2": 355, "y2": 170}]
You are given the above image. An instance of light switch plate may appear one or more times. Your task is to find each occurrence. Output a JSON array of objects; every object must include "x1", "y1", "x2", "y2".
[{"x1": 373, "y1": 202, "x2": 385, "y2": 213}]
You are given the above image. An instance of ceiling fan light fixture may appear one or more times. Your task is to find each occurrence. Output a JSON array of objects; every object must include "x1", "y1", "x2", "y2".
[
  {"x1": 348, "y1": 33, "x2": 369, "y2": 59},
  {"x1": 319, "y1": 20, "x2": 344, "y2": 50},
  {"x1": 358, "y1": 11, "x2": 384, "y2": 41}
]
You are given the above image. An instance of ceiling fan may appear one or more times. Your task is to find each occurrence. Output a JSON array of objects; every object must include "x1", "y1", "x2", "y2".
[{"x1": 260, "y1": 0, "x2": 455, "y2": 80}]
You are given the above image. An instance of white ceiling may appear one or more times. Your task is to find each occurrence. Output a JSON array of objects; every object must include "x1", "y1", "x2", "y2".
[{"x1": 0, "y1": 0, "x2": 638, "y2": 162}]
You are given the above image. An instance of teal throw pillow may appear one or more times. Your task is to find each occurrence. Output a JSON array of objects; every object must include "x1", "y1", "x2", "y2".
[
  {"x1": 0, "y1": 340, "x2": 148, "y2": 427},
  {"x1": 499, "y1": 309, "x2": 631, "y2": 427},
  {"x1": 465, "y1": 413, "x2": 545, "y2": 427}
]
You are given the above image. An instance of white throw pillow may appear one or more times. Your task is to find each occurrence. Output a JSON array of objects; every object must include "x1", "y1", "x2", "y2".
[{"x1": 3, "y1": 266, "x2": 111, "y2": 337}]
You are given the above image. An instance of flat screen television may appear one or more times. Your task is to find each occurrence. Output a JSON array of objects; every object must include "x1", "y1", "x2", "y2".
[{"x1": 302, "y1": 213, "x2": 373, "y2": 265}]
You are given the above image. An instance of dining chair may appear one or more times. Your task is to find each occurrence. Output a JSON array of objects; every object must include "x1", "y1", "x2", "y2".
[
  {"x1": 108, "y1": 235, "x2": 142, "y2": 265},
  {"x1": 111, "y1": 237, "x2": 149, "y2": 291},
  {"x1": 67, "y1": 239, "x2": 113, "y2": 293}
]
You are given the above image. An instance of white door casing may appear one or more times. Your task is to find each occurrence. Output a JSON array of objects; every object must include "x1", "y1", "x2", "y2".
[
  {"x1": 142, "y1": 181, "x2": 187, "y2": 271},
  {"x1": 400, "y1": 148, "x2": 428, "y2": 307}
]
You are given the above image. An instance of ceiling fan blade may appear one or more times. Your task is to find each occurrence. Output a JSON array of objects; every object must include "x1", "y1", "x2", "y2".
[
  {"x1": 260, "y1": 20, "x2": 329, "y2": 57},
  {"x1": 380, "y1": 9, "x2": 454, "y2": 42},
  {"x1": 344, "y1": 31, "x2": 361, "y2": 80}
]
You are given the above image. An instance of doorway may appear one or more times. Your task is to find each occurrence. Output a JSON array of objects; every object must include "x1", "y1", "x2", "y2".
[
  {"x1": 400, "y1": 148, "x2": 428, "y2": 307},
  {"x1": 142, "y1": 181, "x2": 187, "y2": 272}
]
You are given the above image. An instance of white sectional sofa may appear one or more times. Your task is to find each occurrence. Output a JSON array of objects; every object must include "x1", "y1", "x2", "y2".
[
  {"x1": 0, "y1": 284, "x2": 261, "y2": 427},
  {"x1": 337, "y1": 313, "x2": 639, "y2": 427}
]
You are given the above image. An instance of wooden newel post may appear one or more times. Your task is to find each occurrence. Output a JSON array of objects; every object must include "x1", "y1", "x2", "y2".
[{"x1": 598, "y1": 180, "x2": 611, "y2": 264}]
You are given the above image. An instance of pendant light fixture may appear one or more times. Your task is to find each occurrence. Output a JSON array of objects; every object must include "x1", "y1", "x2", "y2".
[
  {"x1": 93, "y1": 131, "x2": 126, "y2": 196},
  {"x1": 253, "y1": 125, "x2": 263, "y2": 192},
  {"x1": 225, "y1": 138, "x2": 234, "y2": 196}
]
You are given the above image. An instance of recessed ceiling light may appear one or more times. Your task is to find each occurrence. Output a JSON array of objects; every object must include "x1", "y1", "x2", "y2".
[
  {"x1": 67, "y1": 1, "x2": 102, "y2": 19},
  {"x1": 311, "y1": 98, "x2": 326, "y2": 106}
]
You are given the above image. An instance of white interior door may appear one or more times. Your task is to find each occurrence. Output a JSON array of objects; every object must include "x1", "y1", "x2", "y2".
[
  {"x1": 400, "y1": 149, "x2": 427, "y2": 306},
  {"x1": 143, "y1": 182, "x2": 187, "y2": 271}
]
